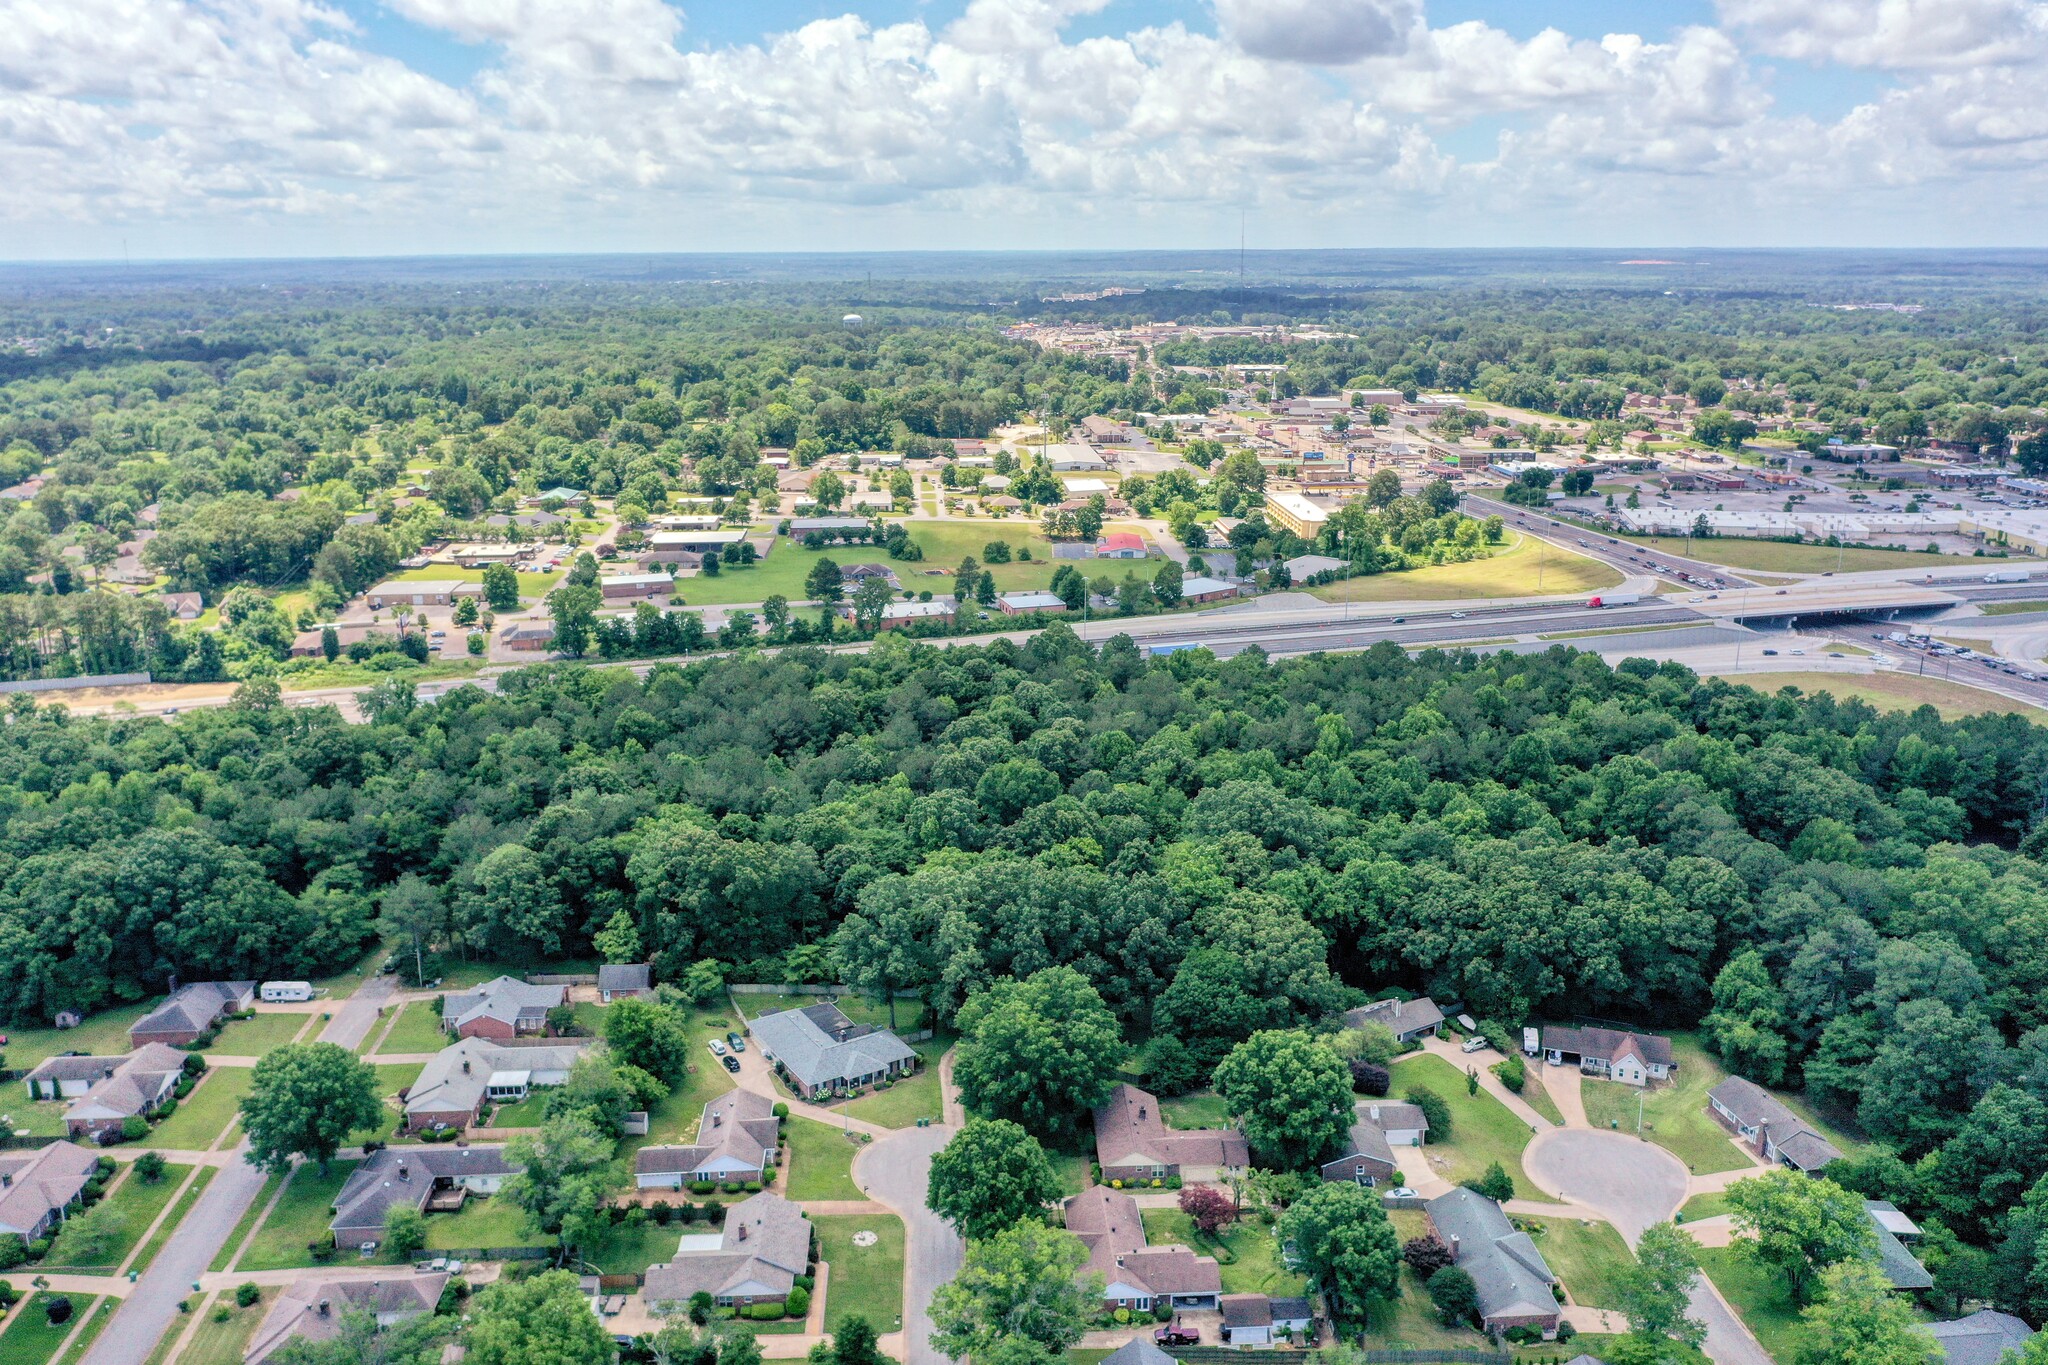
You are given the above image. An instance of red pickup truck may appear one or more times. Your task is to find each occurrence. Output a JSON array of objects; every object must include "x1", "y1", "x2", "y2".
[{"x1": 1154, "y1": 1325, "x2": 1200, "y2": 1347}]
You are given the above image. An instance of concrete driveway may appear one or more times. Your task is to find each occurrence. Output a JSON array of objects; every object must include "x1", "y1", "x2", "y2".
[
  {"x1": 1524, "y1": 1129, "x2": 1771, "y2": 1365},
  {"x1": 853, "y1": 1123, "x2": 963, "y2": 1365}
]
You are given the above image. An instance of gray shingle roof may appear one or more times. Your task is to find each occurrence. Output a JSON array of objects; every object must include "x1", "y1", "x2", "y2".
[
  {"x1": 133, "y1": 982, "x2": 252, "y2": 1037},
  {"x1": 635, "y1": 1090, "x2": 780, "y2": 1178},
  {"x1": 1708, "y1": 1077, "x2": 1843, "y2": 1171},
  {"x1": 330, "y1": 1146, "x2": 515, "y2": 1243},
  {"x1": 1928, "y1": 1311, "x2": 2035, "y2": 1365},
  {"x1": 1865, "y1": 1202, "x2": 1933, "y2": 1291},
  {"x1": 1426, "y1": 1188, "x2": 1557, "y2": 1324},
  {"x1": 642, "y1": 1191, "x2": 811, "y2": 1305},
  {"x1": 54, "y1": 1044, "x2": 186, "y2": 1123},
  {"x1": 1094, "y1": 1083, "x2": 1249, "y2": 1171},
  {"x1": 1100, "y1": 1340, "x2": 1177, "y2": 1365},
  {"x1": 748, "y1": 1004, "x2": 914, "y2": 1092},
  {"x1": 597, "y1": 964, "x2": 652, "y2": 994},
  {"x1": 1343, "y1": 997, "x2": 1445, "y2": 1038},
  {"x1": 440, "y1": 976, "x2": 564, "y2": 1033},
  {"x1": 0, "y1": 1141, "x2": 97, "y2": 1237},
  {"x1": 1540, "y1": 1026, "x2": 1675, "y2": 1068},
  {"x1": 403, "y1": 1038, "x2": 589, "y2": 1121},
  {"x1": 247, "y1": 1273, "x2": 447, "y2": 1365}
]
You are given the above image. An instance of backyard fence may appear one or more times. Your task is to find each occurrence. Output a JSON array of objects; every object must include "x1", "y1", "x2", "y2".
[
  {"x1": 1379, "y1": 1194, "x2": 1428, "y2": 1212},
  {"x1": 1165, "y1": 1351, "x2": 1507, "y2": 1365},
  {"x1": 530, "y1": 973, "x2": 598, "y2": 985},
  {"x1": 728, "y1": 984, "x2": 920, "y2": 997},
  {"x1": 0, "y1": 1134, "x2": 60, "y2": 1150},
  {"x1": 431, "y1": 1245, "x2": 552, "y2": 1262}
]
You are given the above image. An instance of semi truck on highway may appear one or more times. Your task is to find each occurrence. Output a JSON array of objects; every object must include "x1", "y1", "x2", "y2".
[
  {"x1": 1586, "y1": 593, "x2": 1641, "y2": 608},
  {"x1": 1985, "y1": 569, "x2": 2032, "y2": 583}
]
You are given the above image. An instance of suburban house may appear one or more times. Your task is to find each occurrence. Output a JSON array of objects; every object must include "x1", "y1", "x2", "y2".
[
  {"x1": 402, "y1": 1038, "x2": 588, "y2": 1133},
  {"x1": 1093, "y1": 1083, "x2": 1249, "y2": 1184},
  {"x1": 161, "y1": 591, "x2": 203, "y2": 621},
  {"x1": 643, "y1": 1190, "x2": 812, "y2": 1312},
  {"x1": 1319, "y1": 1101, "x2": 1430, "y2": 1187},
  {"x1": 748, "y1": 1003, "x2": 917, "y2": 1100},
  {"x1": 1218, "y1": 1293, "x2": 1314, "y2": 1348},
  {"x1": 440, "y1": 976, "x2": 566, "y2": 1039},
  {"x1": 0, "y1": 1141, "x2": 99, "y2": 1240},
  {"x1": 1539, "y1": 1027, "x2": 1676, "y2": 1087},
  {"x1": 329, "y1": 1145, "x2": 515, "y2": 1250},
  {"x1": 1064, "y1": 1186, "x2": 1223, "y2": 1314},
  {"x1": 636, "y1": 1090, "x2": 781, "y2": 1190},
  {"x1": 245, "y1": 1273, "x2": 449, "y2": 1365},
  {"x1": 25, "y1": 1045, "x2": 187, "y2": 1141},
  {"x1": 1423, "y1": 1188, "x2": 1561, "y2": 1338},
  {"x1": 1865, "y1": 1200, "x2": 1934, "y2": 1291},
  {"x1": 997, "y1": 590, "x2": 1066, "y2": 615},
  {"x1": 129, "y1": 981, "x2": 255, "y2": 1047},
  {"x1": 1095, "y1": 531, "x2": 1147, "y2": 559},
  {"x1": 1099, "y1": 1340, "x2": 1177, "y2": 1365},
  {"x1": 1928, "y1": 1311, "x2": 2035, "y2": 1365},
  {"x1": 1706, "y1": 1077, "x2": 1843, "y2": 1173},
  {"x1": 597, "y1": 963, "x2": 653, "y2": 1003},
  {"x1": 1342, "y1": 996, "x2": 1446, "y2": 1045}
]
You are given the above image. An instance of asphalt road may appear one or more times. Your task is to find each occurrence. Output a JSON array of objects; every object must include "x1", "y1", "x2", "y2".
[
  {"x1": 84, "y1": 973, "x2": 397, "y2": 1365},
  {"x1": 1524, "y1": 1131, "x2": 1770, "y2": 1365},
  {"x1": 854, "y1": 1124, "x2": 963, "y2": 1365},
  {"x1": 1464, "y1": 496, "x2": 1762, "y2": 589}
]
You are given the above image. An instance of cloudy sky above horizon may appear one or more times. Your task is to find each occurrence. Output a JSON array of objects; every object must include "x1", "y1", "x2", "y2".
[{"x1": 4, "y1": 0, "x2": 2048, "y2": 260}]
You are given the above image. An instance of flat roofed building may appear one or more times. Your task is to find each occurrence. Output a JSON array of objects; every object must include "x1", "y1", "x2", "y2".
[{"x1": 1265, "y1": 491, "x2": 1333, "y2": 537}]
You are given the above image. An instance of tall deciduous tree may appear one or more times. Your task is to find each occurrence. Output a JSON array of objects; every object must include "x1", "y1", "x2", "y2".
[
  {"x1": 1726, "y1": 1170, "x2": 1875, "y2": 1304},
  {"x1": 1792, "y1": 1260, "x2": 1936, "y2": 1365},
  {"x1": 503, "y1": 1113, "x2": 621, "y2": 1257},
  {"x1": 240, "y1": 1043, "x2": 386, "y2": 1175},
  {"x1": 928, "y1": 1221, "x2": 1098, "y2": 1360},
  {"x1": 604, "y1": 997, "x2": 692, "y2": 1086},
  {"x1": 466, "y1": 1270, "x2": 615, "y2": 1365},
  {"x1": 1278, "y1": 1181, "x2": 1402, "y2": 1325},
  {"x1": 1613, "y1": 1223, "x2": 1706, "y2": 1353},
  {"x1": 953, "y1": 967, "x2": 1124, "y2": 1144},
  {"x1": 927, "y1": 1119, "x2": 1062, "y2": 1242},
  {"x1": 1213, "y1": 1029, "x2": 1353, "y2": 1167}
]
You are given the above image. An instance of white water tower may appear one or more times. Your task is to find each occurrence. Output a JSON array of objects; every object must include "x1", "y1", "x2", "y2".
[{"x1": 842, "y1": 313, "x2": 864, "y2": 330}]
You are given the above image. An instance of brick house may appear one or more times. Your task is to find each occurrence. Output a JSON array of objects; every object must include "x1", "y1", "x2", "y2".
[
  {"x1": 129, "y1": 982, "x2": 255, "y2": 1047},
  {"x1": 1092, "y1": 1083, "x2": 1248, "y2": 1184},
  {"x1": 440, "y1": 976, "x2": 565, "y2": 1040}
]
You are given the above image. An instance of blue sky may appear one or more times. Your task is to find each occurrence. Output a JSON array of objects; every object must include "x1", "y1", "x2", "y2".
[{"x1": 1, "y1": 0, "x2": 2042, "y2": 259}]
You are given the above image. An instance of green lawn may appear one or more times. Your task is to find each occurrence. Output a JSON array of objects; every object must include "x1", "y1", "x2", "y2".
[
  {"x1": 1677, "y1": 1190, "x2": 1734, "y2": 1224},
  {"x1": 1706, "y1": 670, "x2": 2048, "y2": 725},
  {"x1": 1049, "y1": 1149, "x2": 1093, "y2": 1198},
  {"x1": 1363, "y1": 1215, "x2": 1490, "y2": 1349},
  {"x1": 0, "y1": 1294, "x2": 102, "y2": 1365},
  {"x1": 370, "y1": 1001, "x2": 448, "y2": 1055},
  {"x1": 1, "y1": 1001, "x2": 156, "y2": 1074},
  {"x1": 0, "y1": 1100, "x2": 71, "y2": 1138},
  {"x1": 1310, "y1": 532, "x2": 1621, "y2": 604},
  {"x1": 209, "y1": 1169, "x2": 285, "y2": 1271},
  {"x1": 842, "y1": 1039, "x2": 948, "y2": 1129},
  {"x1": 149, "y1": 1067, "x2": 255, "y2": 1150},
  {"x1": 1698, "y1": 1243, "x2": 1807, "y2": 1364},
  {"x1": 1392, "y1": 1054, "x2": 1553, "y2": 1202},
  {"x1": 1518, "y1": 1069, "x2": 1567, "y2": 1127},
  {"x1": 1522, "y1": 1215, "x2": 1635, "y2": 1308},
  {"x1": 347, "y1": 1063, "x2": 426, "y2": 1145},
  {"x1": 424, "y1": 1196, "x2": 533, "y2": 1251},
  {"x1": 586, "y1": 1219, "x2": 687, "y2": 1275},
  {"x1": 664, "y1": 520, "x2": 1061, "y2": 608},
  {"x1": 129, "y1": 1165, "x2": 217, "y2": 1273},
  {"x1": 45, "y1": 1162, "x2": 195, "y2": 1273},
  {"x1": 173, "y1": 1289, "x2": 274, "y2": 1365},
  {"x1": 785, "y1": 1116, "x2": 864, "y2": 1201},
  {"x1": 1158, "y1": 1091, "x2": 1233, "y2": 1129},
  {"x1": 235, "y1": 1159, "x2": 361, "y2": 1271},
  {"x1": 1139, "y1": 1209, "x2": 1307, "y2": 1298},
  {"x1": 485, "y1": 1095, "x2": 551, "y2": 1128},
  {"x1": 1978, "y1": 599, "x2": 2048, "y2": 616},
  {"x1": 1576, "y1": 1033, "x2": 1760, "y2": 1176},
  {"x1": 1615, "y1": 533, "x2": 2020, "y2": 575},
  {"x1": 815, "y1": 1213, "x2": 906, "y2": 1335},
  {"x1": 50, "y1": 1294, "x2": 115, "y2": 1365},
  {"x1": 208, "y1": 1011, "x2": 313, "y2": 1056}
]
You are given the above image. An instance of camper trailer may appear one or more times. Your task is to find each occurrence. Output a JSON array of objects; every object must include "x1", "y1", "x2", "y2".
[{"x1": 261, "y1": 981, "x2": 314, "y2": 1003}]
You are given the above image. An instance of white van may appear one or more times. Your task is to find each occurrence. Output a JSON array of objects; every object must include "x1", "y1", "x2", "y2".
[{"x1": 261, "y1": 981, "x2": 313, "y2": 1003}]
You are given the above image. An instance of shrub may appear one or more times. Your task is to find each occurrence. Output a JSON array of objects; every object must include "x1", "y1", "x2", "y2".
[
  {"x1": 624, "y1": 1206, "x2": 648, "y2": 1229},
  {"x1": 1112, "y1": 1308, "x2": 1132, "y2": 1325},
  {"x1": 772, "y1": 1103, "x2": 789, "y2": 1119},
  {"x1": 27, "y1": 1239, "x2": 50, "y2": 1261},
  {"x1": 748, "y1": 1302, "x2": 783, "y2": 1321},
  {"x1": 236, "y1": 1281, "x2": 262, "y2": 1308},
  {"x1": 690, "y1": 1181, "x2": 715, "y2": 1195},
  {"x1": 136, "y1": 1151, "x2": 168, "y2": 1183},
  {"x1": 744, "y1": 1181, "x2": 761, "y2": 1193},
  {"x1": 1403, "y1": 1235, "x2": 1453, "y2": 1277},
  {"x1": 785, "y1": 1284, "x2": 810, "y2": 1318},
  {"x1": 0, "y1": 1280, "x2": 16, "y2": 1308},
  {"x1": 1426, "y1": 1266, "x2": 1478, "y2": 1326},
  {"x1": 1462, "y1": 1162, "x2": 1515, "y2": 1203},
  {"x1": 120, "y1": 1116, "x2": 148, "y2": 1142},
  {"x1": 182, "y1": 1053, "x2": 208, "y2": 1076},
  {"x1": 212, "y1": 1306, "x2": 232, "y2": 1323},
  {"x1": 1403, "y1": 1088, "x2": 1453, "y2": 1143},
  {"x1": 760, "y1": 1168, "x2": 775, "y2": 1184},
  {"x1": 722, "y1": 1181, "x2": 744, "y2": 1194},
  {"x1": 45, "y1": 1295, "x2": 74, "y2": 1325},
  {"x1": 652, "y1": 1202, "x2": 673, "y2": 1225},
  {"x1": 794, "y1": 1274, "x2": 814, "y2": 1291},
  {"x1": 156, "y1": 1096, "x2": 179, "y2": 1119},
  {"x1": 1492, "y1": 1054, "x2": 1526, "y2": 1094},
  {"x1": 1350, "y1": 1059, "x2": 1391, "y2": 1096},
  {"x1": 173, "y1": 1076, "x2": 195, "y2": 1099},
  {"x1": 701, "y1": 1200, "x2": 724, "y2": 1221},
  {"x1": 1556, "y1": 1320, "x2": 1577, "y2": 1343},
  {"x1": 0, "y1": 1240, "x2": 21, "y2": 1273}
]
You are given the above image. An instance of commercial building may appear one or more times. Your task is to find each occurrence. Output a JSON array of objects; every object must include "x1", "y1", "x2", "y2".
[
  {"x1": 599, "y1": 573, "x2": 674, "y2": 601},
  {"x1": 365, "y1": 580, "x2": 481, "y2": 610},
  {"x1": 1264, "y1": 491, "x2": 1332, "y2": 538}
]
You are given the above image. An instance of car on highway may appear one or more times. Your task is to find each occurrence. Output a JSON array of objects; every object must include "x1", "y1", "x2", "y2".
[
  {"x1": 1391, "y1": 616, "x2": 1405, "y2": 623},
  {"x1": 1791, "y1": 649, "x2": 1805, "y2": 656},
  {"x1": 1451, "y1": 611, "x2": 1467, "y2": 619},
  {"x1": 1762, "y1": 649, "x2": 1778, "y2": 656}
]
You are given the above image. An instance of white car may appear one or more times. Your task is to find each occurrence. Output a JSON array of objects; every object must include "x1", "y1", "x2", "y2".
[
  {"x1": 1461, "y1": 1035, "x2": 1490, "y2": 1054},
  {"x1": 707, "y1": 1039, "x2": 727, "y2": 1057}
]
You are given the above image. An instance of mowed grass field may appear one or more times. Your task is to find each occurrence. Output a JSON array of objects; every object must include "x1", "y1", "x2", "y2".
[
  {"x1": 1578, "y1": 1034, "x2": 1752, "y2": 1176},
  {"x1": 1309, "y1": 532, "x2": 1621, "y2": 604},
  {"x1": 1705, "y1": 670, "x2": 2048, "y2": 723},
  {"x1": 1615, "y1": 534, "x2": 2018, "y2": 574},
  {"x1": 1391, "y1": 1053, "x2": 1553, "y2": 1201},
  {"x1": 661, "y1": 520, "x2": 1064, "y2": 607}
]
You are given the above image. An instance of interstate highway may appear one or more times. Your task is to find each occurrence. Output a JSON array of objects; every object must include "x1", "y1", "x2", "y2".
[{"x1": 1130, "y1": 599, "x2": 1705, "y2": 658}]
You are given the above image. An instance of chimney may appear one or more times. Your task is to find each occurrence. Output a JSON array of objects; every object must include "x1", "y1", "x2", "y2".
[
  {"x1": 1137, "y1": 1105, "x2": 1147, "y2": 1121},
  {"x1": 737, "y1": 1222, "x2": 748, "y2": 1242},
  {"x1": 1369, "y1": 1106, "x2": 1381, "y2": 1121},
  {"x1": 398, "y1": 1162, "x2": 410, "y2": 1182},
  {"x1": 462, "y1": 1060, "x2": 470, "y2": 1074},
  {"x1": 318, "y1": 1299, "x2": 331, "y2": 1318},
  {"x1": 712, "y1": 1111, "x2": 722, "y2": 1127},
  {"x1": 1449, "y1": 1236, "x2": 1460, "y2": 1262},
  {"x1": 0, "y1": 1173, "x2": 10, "y2": 1188}
]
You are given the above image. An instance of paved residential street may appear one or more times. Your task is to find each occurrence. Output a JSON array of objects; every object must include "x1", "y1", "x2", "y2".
[
  {"x1": 854, "y1": 1122, "x2": 962, "y2": 1365},
  {"x1": 83, "y1": 969, "x2": 396, "y2": 1365}
]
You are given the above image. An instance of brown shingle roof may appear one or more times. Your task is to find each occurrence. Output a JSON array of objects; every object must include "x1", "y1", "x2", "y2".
[{"x1": 1092, "y1": 1083, "x2": 1248, "y2": 1171}]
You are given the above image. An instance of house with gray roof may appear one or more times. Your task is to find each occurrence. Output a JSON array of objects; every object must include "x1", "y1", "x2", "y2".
[
  {"x1": 1541, "y1": 1027, "x2": 1676, "y2": 1088},
  {"x1": 1707, "y1": 1076, "x2": 1842, "y2": 1173},
  {"x1": 636, "y1": 1089, "x2": 781, "y2": 1189},
  {"x1": 1424, "y1": 1188, "x2": 1561, "y2": 1336},
  {"x1": 1928, "y1": 1310, "x2": 2034, "y2": 1365},
  {"x1": 597, "y1": 963, "x2": 652, "y2": 1003},
  {"x1": 749, "y1": 1003, "x2": 916, "y2": 1100},
  {"x1": 330, "y1": 1145, "x2": 516, "y2": 1249},
  {"x1": 246, "y1": 1273, "x2": 448, "y2": 1365},
  {"x1": 0, "y1": 1141, "x2": 99, "y2": 1240},
  {"x1": 403, "y1": 1037, "x2": 588, "y2": 1133},
  {"x1": 1320, "y1": 1101, "x2": 1429, "y2": 1187},
  {"x1": 25, "y1": 1044, "x2": 187, "y2": 1141},
  {"x1": 1342, "y1": 996, "x2": 1445, "y2": 1045},
  {"x1": 643, "y1": 1191, "x2": 812, "y2": 1310},
  {"x1": 1865, "y1": 1200, "x2": 1933, "y2": 1291},
  {"x1": 130, "y1": 981, "x2": 255, "y2": 1047},
  {"x1": 1099, "y1": 1340, "x2": 1177, "y2": 1365},
  {"x1": 441, "y1": 976, "x2": 565, "y2": 1040}
]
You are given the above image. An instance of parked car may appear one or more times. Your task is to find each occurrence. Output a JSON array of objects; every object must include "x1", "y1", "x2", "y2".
[
  {"x1": 726, "y1": 1032, "x2": 746, "y2": 1052},
  {"x1": 721, "y1": 1054, "x2": 741, "y2": 1074},
  {"x1": 1155, "y1": 1325, "x2": 1201, "y2": 1347},
  {"x1": 1460, "y1": 1035, "x2": 1490, "y2": 1054},
  {"x1": 707, "y1": 1038, "x2": 727, "y2": 1056}
]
